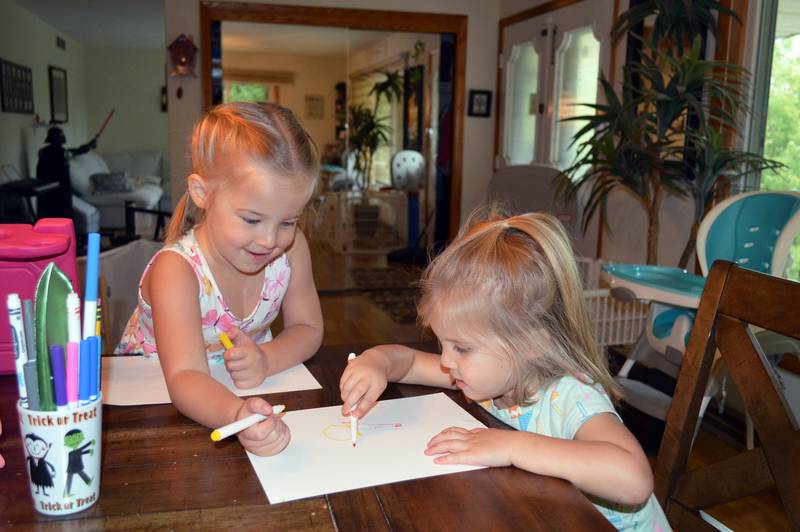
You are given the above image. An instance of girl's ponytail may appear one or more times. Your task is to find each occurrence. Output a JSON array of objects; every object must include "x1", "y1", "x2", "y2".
[{"x1": 164, "y1": 192, "x2": 190, "y2": 243}]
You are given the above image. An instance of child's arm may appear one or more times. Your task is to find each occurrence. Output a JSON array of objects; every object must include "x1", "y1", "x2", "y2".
[
  {"x1": 146, "y1": 252, "x2": 289, "y2": 456},
  {"x1": 223, "y1": 230, "x2": 323, "y2": 388},
  {"x1": 341, "y1": 344, "x2": 455, "y2": 418},
  {"x1": 426, "y1": 413, "x2": 654, "y2": 506}
]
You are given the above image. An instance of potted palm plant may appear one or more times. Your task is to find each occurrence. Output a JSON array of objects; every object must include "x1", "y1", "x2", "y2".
[{"x1": 557, "y1": 1, "x2": 780, "y2": 266}]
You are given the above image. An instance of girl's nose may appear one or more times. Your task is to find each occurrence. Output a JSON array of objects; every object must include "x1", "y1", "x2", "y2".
[
  {"x1": 256, "y1": 229, "x2": 277, "y2": 250},
  {"x1": 440, "y1": 348, "x2": 456, "y2": 369}
]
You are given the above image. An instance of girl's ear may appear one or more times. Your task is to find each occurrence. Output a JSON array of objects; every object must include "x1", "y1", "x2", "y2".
[{"x1": 187, "y1": 173, "x2": 209, "y2": 209}]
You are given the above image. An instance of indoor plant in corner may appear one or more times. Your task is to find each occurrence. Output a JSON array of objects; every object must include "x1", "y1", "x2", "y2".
[{"x1": 557, "y1": 0, "x2": 780, "y2": 266}]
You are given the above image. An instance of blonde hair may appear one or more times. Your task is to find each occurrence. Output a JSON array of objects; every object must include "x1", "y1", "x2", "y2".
[
  {"x1": 418, "y1": 206, "x2": 621, "y2": 405},
  {"x1": 166, "y1": 102, "x2": 319, "y2": 242}
]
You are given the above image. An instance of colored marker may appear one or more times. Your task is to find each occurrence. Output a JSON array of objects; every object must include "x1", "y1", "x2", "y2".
[
  {"x1": 88, "y1": 337, "x2": 98, "y2": 401},
  {"x1": 94, "y1": 335, "x2": 102, "y2": 396},
  {"x1": 82, "y1": 232, "x2": 100, "y2": 340},
  {"x1": 22, "y1": 299, "x2": 35, "y2": 361},
  {"x1": 66, "y1": 292, "x2": 81, "y2": 408},
  {"x1": 7, "y1": 294, "x2": 29, "y2": 406},
  {"x1": 23, "y1": 361, "x2": 40, "y2": 411},
  {"x1": 219, "y1": 332, "x2": 234, "y2": 350},
  {"x1": 79, "y1": 338, "x2": 91, "y2": 404},
  {"x1": 210, "y1": 404, "x2": 286, "y2": 442},
  {"x1": 50, "y1": 345, "x2": 67, "y2": 411},
  {"x1": 348, "y1": 352, "x2": 358, "y2": 447}
]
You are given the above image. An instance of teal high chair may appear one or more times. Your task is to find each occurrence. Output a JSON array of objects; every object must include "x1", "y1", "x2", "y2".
[{"x1": 603, "y1": 191, "x2": 800, "y2": 446}]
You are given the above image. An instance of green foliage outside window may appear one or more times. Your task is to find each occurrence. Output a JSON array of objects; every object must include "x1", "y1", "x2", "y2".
[
  {"x1": 761, "y1": 35, "x2": 800, "y2": 280},
  {"x1": 223, "y1": 82, "x2": 268, "y2": 104}
]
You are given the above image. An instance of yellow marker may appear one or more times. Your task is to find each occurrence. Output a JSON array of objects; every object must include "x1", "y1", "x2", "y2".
[
  {"x1": 219, "y1": 332, "x2": 234, "y2": 350},
  {"x1": 210, "y1": 404, "x2": 286, "y2": 441}
]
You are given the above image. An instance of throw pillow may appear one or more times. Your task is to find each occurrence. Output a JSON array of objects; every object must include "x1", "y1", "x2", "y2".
[{"x1": 91, "y1": 171, "x2": 133, "y2": 193}]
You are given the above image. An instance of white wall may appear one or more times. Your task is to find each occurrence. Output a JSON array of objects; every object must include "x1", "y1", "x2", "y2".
[
  {"x1": 0, "y1": 0, "x2": 88, "y2": 177},
  {"x1": 84, "y1": 47, "x2": 169, "y2": 156},
  {"x1": 500, "y1": 0, "x2": 551, "y2": 19},
  {"x1": 164, "y1": 0, "x2": 499, "y2": 225},
  {"x1": 222, "y1": 50, "x2": 345, "y2": 150}
]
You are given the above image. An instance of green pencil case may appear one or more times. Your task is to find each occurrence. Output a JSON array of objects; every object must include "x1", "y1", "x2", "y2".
[{"x1": 34, "y1": 262, "x2": 74, "y2": 411}]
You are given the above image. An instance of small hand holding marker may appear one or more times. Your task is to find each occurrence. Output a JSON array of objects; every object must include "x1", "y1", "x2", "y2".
[
  {"x1": 220, "y1": 328, "x2": 269, "y2": 389},
  {"x1": 211, "y1": 398, "x2": 289, "y2": 457}
]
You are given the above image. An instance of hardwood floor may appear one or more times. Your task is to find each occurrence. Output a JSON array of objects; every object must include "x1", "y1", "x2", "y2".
[{"x1": 306, "y1": 239, "x2": 789, "y2": 530}]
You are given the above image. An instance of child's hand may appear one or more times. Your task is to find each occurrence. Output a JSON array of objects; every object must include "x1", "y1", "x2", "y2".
[
  {"x1": 339, "y1": 349, "x2": 390, "y2": 418},
  {"x1": 425, "y1": 427, "x2": 514, "y2": 467},
  {"x1": 223, "y1": 327, "x2": 269, "y2": 389},
  {"x1": 236, "y1": 397, "x2": 290, "y2": 457}
]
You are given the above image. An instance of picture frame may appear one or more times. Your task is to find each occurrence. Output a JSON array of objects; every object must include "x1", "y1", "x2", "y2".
[
  {"x1": 467, "y1": 89, "x2": 492, "y2": 118},
  {"x1": 0, "y1": 58, "x2": 34, "y2": 114},
  {"x1": 48, "y1": 66, "x2": 68, "y2": 123},
  {"x1": 305, "y1": 94, "x2": 324, "y2": 120},
  {"x1": 403, "y1": 65, "x2": 424, "y2": 151}
]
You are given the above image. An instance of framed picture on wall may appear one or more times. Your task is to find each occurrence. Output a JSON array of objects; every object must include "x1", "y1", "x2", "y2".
[
  {"x1": 0, "y1": 58, "x2": 34, "y2": 114},
  {"x1": 467, "y1": 90, "x2": 492, "y2": 117},
  {"x1": 48, "y1": 66, "x2": 68, "y2": 123},
  {"x1": 403, "y1": 65, "x2": 424, "y2": 151}
]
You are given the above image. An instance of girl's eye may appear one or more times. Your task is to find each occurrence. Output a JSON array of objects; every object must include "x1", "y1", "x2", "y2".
[
  {"x1": 453, "y1": 345, "x2": 470, "y2": 354},
  {"x1": 241, "y1": 217, "x2": 260, "y2": 225},
  {"x1": 281, "y1": 220, "x2": 298, "y2": 228}
]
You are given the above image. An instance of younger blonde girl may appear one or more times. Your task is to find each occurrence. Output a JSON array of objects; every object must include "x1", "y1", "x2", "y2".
[{"x1": 340, "y1": 208, "x2": 670, "y2": 531}]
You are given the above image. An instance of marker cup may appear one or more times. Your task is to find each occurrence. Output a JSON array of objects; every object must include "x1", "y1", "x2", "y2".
[{"x1": 16, "y1": 394, "x2": 102, "y2": 516}]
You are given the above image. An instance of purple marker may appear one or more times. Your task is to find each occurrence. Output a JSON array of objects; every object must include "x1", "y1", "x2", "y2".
[{"x1": 50, "y1": 345, "x2": 67, "y2": 411}]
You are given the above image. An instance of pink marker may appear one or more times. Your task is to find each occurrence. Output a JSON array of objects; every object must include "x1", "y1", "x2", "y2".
[{"x1": 66, "y1": 292, "x2": 81, "y2": 409}]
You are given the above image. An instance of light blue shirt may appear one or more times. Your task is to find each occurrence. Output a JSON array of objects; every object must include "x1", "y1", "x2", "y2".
[{"x1": 480, "y1": 375, "x2": 672, "y2": 531}]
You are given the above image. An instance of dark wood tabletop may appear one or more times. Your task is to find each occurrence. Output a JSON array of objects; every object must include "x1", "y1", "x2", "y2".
[{"x1": 1, "y1": 344, "x2": 613, "y2": 530}]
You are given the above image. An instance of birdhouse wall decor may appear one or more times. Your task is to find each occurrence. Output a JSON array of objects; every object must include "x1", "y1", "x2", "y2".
[{"x1": 168, "y1": 34, "x2": 198, "y2": 77}]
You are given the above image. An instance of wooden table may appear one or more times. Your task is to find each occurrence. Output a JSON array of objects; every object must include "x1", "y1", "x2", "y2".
[{"x1": 1, "y1": 345, "x2": 613, "y2": 530}]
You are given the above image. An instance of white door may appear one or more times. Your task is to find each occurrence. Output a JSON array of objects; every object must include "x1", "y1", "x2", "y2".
[{"x1": 497, "y1": 0, "x2": 615, "y2": 171}]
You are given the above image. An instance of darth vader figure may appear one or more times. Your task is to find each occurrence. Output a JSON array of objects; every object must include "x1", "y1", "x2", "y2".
[{"x1": 35, "y1": 127, "x2": 97, "y2": 218}]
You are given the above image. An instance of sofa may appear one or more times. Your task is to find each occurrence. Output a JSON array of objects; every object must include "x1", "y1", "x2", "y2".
[{"x1": 69, "y1": 150, "x2": 165, "y2": 229}]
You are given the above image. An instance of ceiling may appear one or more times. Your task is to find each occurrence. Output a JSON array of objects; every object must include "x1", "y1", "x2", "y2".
[
  {"x1": 16, "y1": 0, "x2": 166, "y2": 49},
  {"x1": 14, "y1": 0, "x2": 392, "y2": 56}
]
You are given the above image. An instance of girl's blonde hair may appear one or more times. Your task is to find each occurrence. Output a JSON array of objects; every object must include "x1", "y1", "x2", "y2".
[
  {"x1": 418, "y1": 206, "x2": 621, "y2": 405},
  {"x1": 166, "y1": 102, "x2": 319, "y2": 242}
]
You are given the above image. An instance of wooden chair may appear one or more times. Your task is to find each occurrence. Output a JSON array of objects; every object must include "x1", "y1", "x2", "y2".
[{"x1": 654, "y1": 260, "x2": 800, "y2": 530}]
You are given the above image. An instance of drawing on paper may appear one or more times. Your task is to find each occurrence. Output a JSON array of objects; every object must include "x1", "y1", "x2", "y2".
[{"x1": 322, "y1": 421, "x2": 403, "y2": 442}]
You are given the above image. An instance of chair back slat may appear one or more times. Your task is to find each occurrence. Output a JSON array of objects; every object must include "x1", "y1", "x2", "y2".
[{"x1": 654, "y1": 260, "x2": 800, "y2": 530}]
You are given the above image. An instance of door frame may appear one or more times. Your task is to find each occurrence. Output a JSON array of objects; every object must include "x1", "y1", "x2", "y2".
[{"x1": 200, "y1": 2, "x2": 468, "y2": 238}]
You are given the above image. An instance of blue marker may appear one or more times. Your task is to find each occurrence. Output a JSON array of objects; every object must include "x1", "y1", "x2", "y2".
[
  {"x1": 79, "y1": 338, "x2": 91, "y2": 404},
  {"x1": 88, "y1": 337, "x2": 98, "y2": 401},
  {"x1": 94, "y1": 335, "x2": 102, "y2": 397},
  {"x1": 82, "y1": 233, "x2": 101, "y2": 340}
]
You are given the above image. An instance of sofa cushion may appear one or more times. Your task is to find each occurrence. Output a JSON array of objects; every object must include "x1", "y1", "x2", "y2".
[
  {"x1": 104, "y1": 151, "x2": 162, "y2": 180},
  {"x1": 70, "y1": 152, "x2": 110, "y2": 196},
  {"x1": 91, "y1": 171, "x2": 134, "y2": 193},
  {"x1": 83, "y1": 183, "x2": 163, "y2": 209}
]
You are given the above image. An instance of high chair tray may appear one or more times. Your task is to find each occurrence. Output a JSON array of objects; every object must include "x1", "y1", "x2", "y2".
[{"x1": 601, "y1": 263, "x2": 705, "y2": 309}]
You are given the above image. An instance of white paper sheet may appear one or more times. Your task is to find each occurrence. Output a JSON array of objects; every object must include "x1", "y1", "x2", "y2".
[
  {"x1": 101, "y1": 356, "x2": 321, "y2": 406},
  {"x1": 247, "y1": 393, "x2": 487, "y2": 503}
]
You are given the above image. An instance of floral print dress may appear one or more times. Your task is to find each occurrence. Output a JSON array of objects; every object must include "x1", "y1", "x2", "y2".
[{"x1": 115, "y1": 229, "x2": 290, "y2": 362}]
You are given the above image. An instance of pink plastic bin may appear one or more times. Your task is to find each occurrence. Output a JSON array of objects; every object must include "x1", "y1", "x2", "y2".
[{"x1": 0, "y1": 219, "x2": 80, "y2": 375}]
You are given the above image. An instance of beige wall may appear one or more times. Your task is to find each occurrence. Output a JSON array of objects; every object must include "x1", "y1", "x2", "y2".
[
  {"x1": 165, "y1": 0, "x2": 499, "y2": 226},
  {"x1": 222, "y1": 50, "x2": 346, "y2": 150},
  {"x1": 0, "y1": 0, "x2": 88, "y2": 177},
  {"x1": 84, "y1": 47, "x2": 169, "y2": 157}
]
